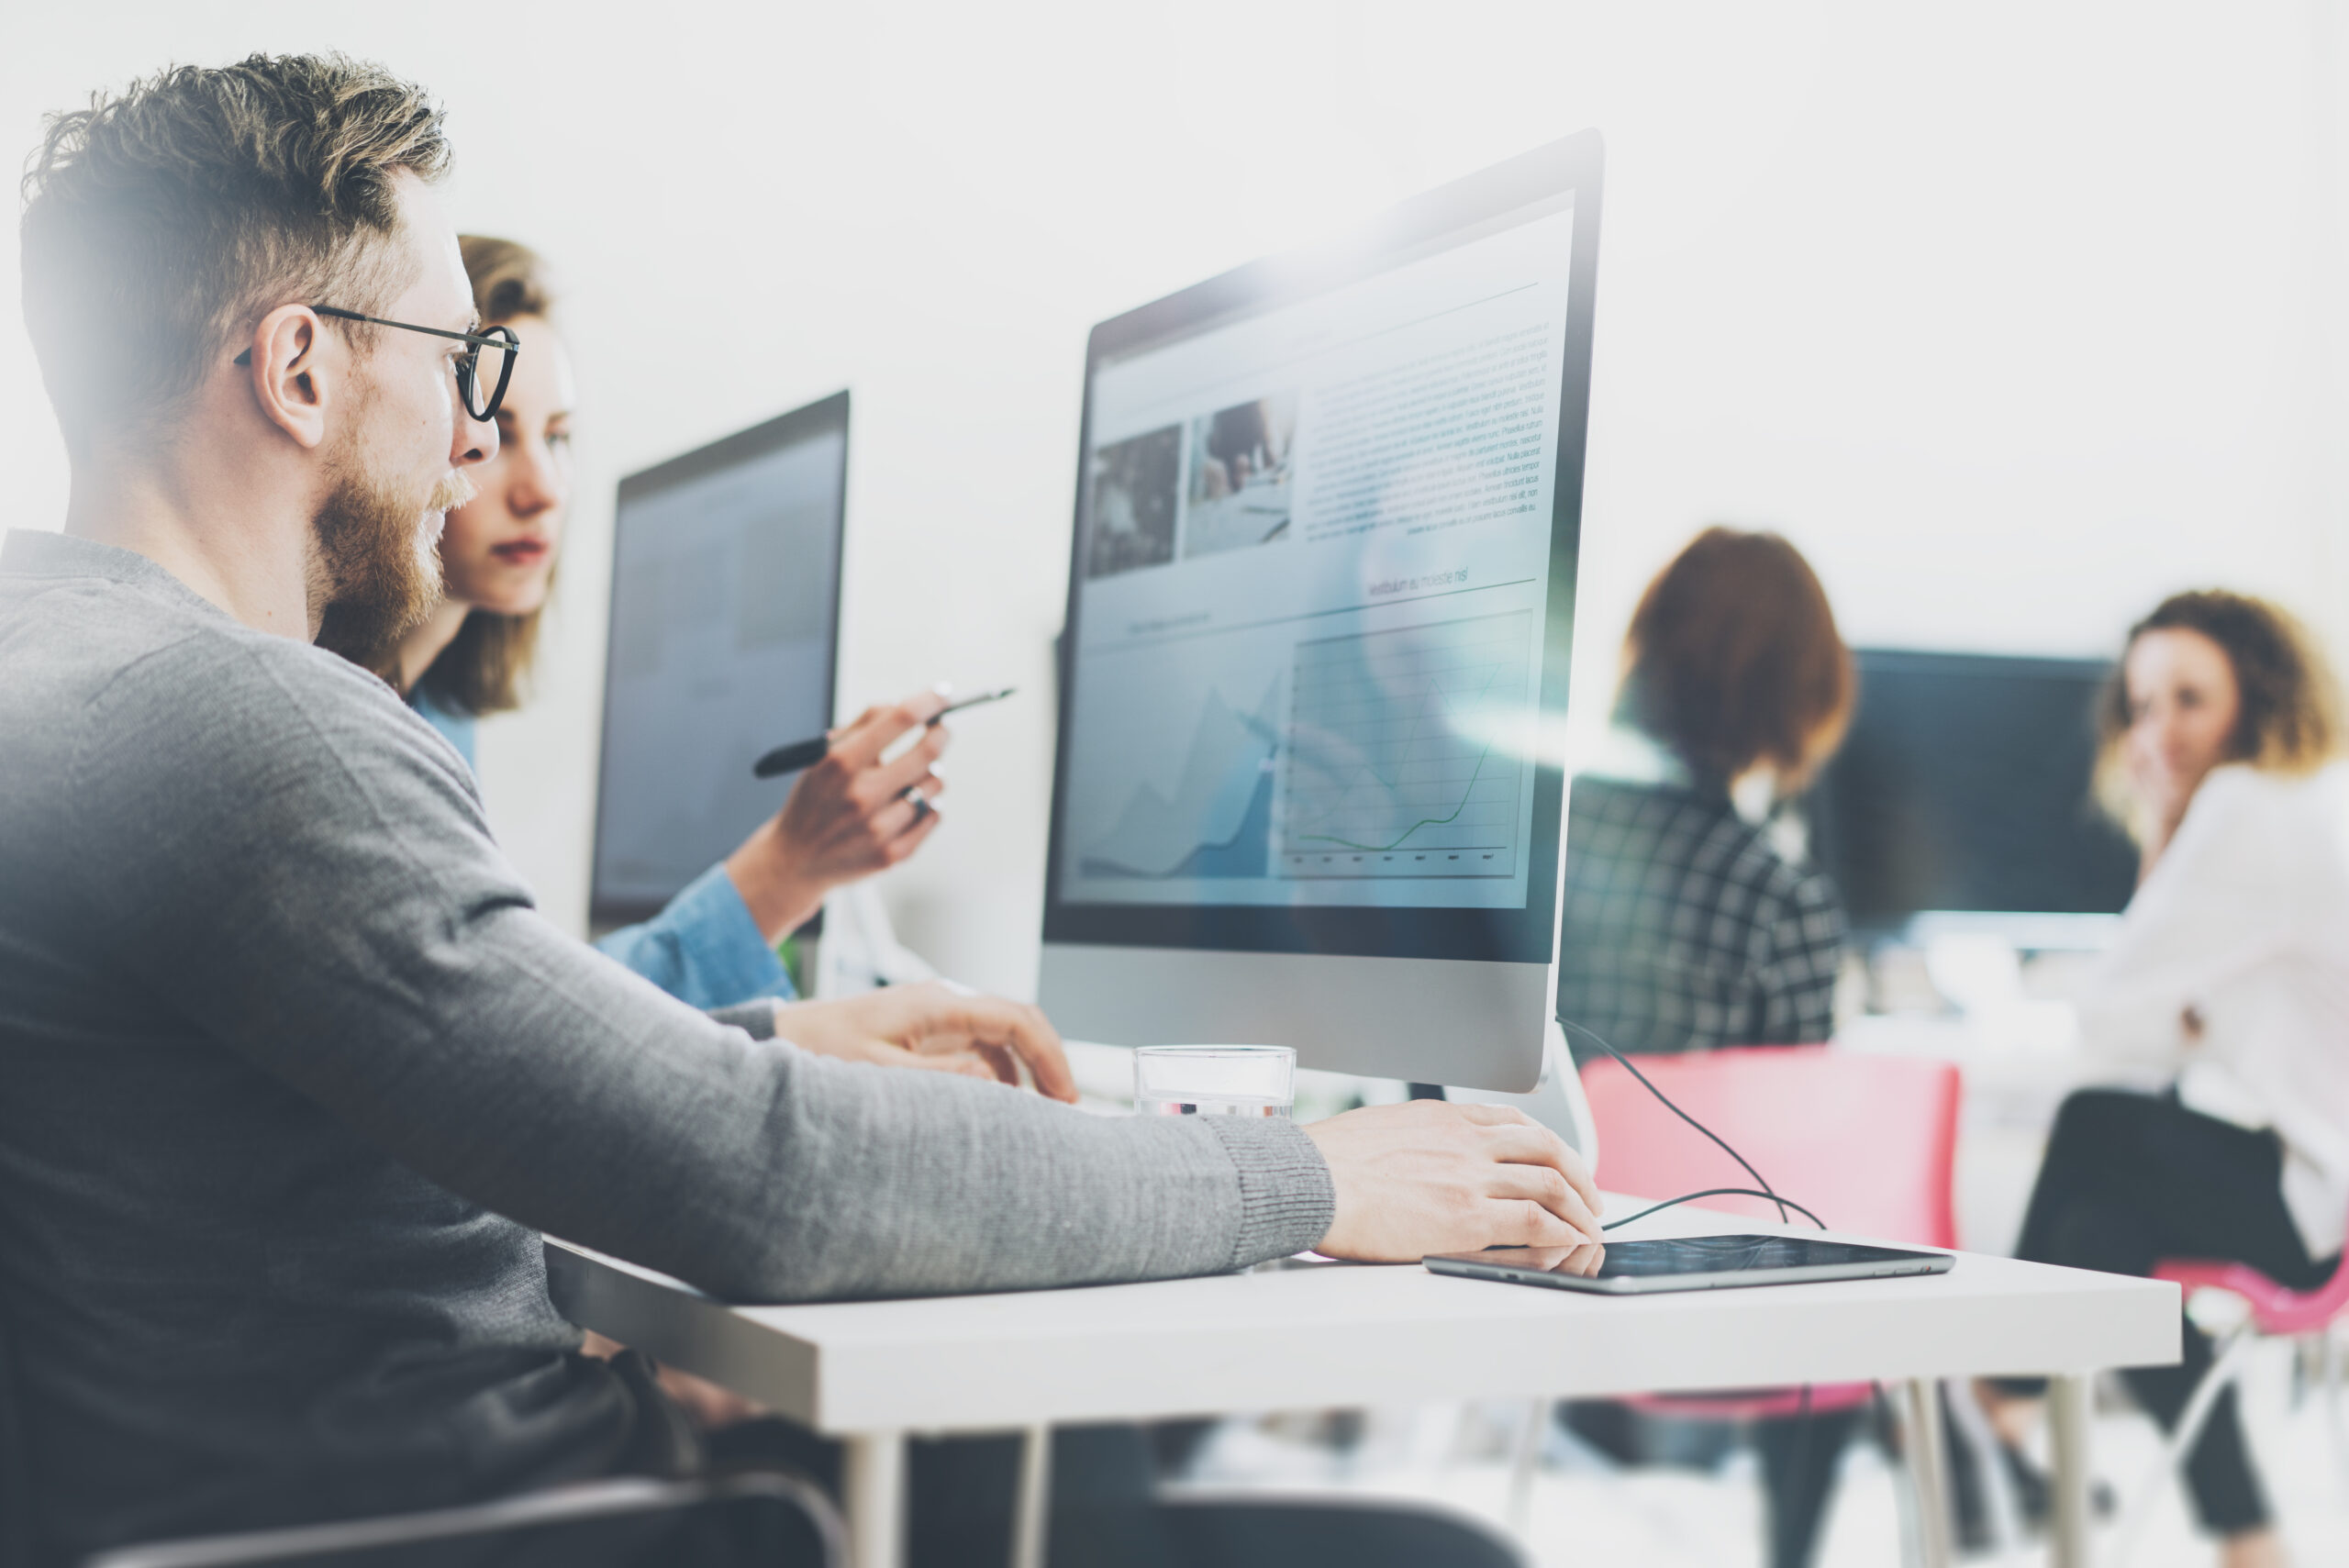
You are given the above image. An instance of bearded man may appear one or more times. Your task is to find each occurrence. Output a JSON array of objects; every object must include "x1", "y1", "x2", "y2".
[{"x1": 0, "y1": 53, "x2": 1601, "y2": 1566}]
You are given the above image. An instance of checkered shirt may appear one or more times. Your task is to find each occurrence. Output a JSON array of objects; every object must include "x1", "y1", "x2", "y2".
[{"x1": 1555, "y1": 775, "x2": 1847, "y2": 1057}]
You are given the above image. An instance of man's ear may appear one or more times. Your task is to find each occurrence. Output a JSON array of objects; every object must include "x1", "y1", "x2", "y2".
[{"x1": 240, "y1": 305, "x2": 333, "y2": 451}]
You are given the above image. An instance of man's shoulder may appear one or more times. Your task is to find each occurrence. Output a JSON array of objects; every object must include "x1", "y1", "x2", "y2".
[
  {"x1": 26, "y1": 583, "x2": 397, "y2": 732},
  {"x1": 1, "y1": 542, "x2": 457, "y2": 804},
  {"x1": 94, "y1": 626, "x2": 451, "y2": 803}
]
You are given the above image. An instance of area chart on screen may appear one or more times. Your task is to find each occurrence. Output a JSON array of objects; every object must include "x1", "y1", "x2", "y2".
[{"x1": 1078, "y1": 680, "x2": 1282, "y2": 881}]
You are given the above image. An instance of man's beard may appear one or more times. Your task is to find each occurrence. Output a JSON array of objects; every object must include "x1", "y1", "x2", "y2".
[{"x1": 310, "y1": 450, "x2": 474, "y2": 676}]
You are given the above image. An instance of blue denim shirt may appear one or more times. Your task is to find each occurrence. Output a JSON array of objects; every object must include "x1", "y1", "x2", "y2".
[{"x1": 410, "y1": 688, "x2": 796, "y2": 1009}]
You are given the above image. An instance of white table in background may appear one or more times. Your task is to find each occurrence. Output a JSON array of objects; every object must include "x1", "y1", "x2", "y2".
[{"x1": 545, "y1": 1200, "x2": 2176, "y2": 1568}]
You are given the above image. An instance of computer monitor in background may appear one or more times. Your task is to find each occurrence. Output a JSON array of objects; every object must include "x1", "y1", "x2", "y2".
[
  {"x1": 1038, "y1": 132, "x2": 1605, "y2": 1093},
  {"x1": 590, "y1": 392, "x2": 849, "y2": 928},
  {"x1": 1804, "y1": 649, "x2": 2138, "y2": 940}
]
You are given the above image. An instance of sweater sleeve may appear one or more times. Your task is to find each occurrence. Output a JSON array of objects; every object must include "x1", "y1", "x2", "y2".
[{"x1": 70, "y1": 637, "x2": 1332, "y2": 1301}]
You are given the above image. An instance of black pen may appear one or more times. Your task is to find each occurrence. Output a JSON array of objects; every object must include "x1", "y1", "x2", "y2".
[{"x1": 751, "y1": 686, "x2": 1017, "y2": 779}]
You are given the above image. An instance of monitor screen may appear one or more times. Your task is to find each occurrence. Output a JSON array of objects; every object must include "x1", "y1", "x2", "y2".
[
  {"x1": 591, "y1": 392, "x2": 849, "y2": 925},
  {"x1": 1042, "y1": 134, "x2": 1601, "y2": 969},
  {"x1": 1804, "y1": 649, "x2": 2139, "y2": 930}
]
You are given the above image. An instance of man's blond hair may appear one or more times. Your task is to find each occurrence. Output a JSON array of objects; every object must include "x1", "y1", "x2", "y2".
[{"x1": 19, "y1": 54, "x2": 450, "y2": 458}]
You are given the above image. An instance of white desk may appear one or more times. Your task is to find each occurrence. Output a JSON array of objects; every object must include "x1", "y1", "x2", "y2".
[{"x1": 546, "y1": 1200, "x2": 2177, "y2": 1568}]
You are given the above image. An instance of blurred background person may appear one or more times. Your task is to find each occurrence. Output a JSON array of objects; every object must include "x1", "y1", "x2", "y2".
[
  {"x1": 1979, "y1": 590, "x2": 2349, "y2": 1568},
  {"x1": 329, "y1": 237, "x2": 950, "y2": 1012},
  {"x1": 1554, "y1": 526, "x2": 1855, "y2": 1060},
  {"x1": 1551, "y1": 527, "x2": 1856, "y2": 1568}
]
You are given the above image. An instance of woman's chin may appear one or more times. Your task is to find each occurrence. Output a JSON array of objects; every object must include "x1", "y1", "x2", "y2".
[{"x1": 458, "y1": 570, "x2": 552, "y2": 619}]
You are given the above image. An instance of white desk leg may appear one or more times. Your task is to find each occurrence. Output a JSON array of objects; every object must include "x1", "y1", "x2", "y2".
[
  {"x1": 1011, "y1": 1425, "x2": 1052, "y2": 1568},
  {"x1": 844, "y1": 1430, "x2": 907, "y2": 1568},
  {"x1": 1506, "y1": 1399, "x2": 1546, "y2": 1535},
  {"x1": 1901, "y1": 1378, "x2": 1954, "y2": 1568},
  {"x1": 2048, "y1": 1374, "x2": 2093, "y2": 1568}
]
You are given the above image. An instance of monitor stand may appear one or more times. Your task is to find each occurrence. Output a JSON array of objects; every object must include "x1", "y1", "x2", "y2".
[
  {"x1": 1442, "y1": 1017, "x2": 1600, "y2": 1171},
  {"x1": 812, "y1": 884, "x2": 938, "y2": 997}
]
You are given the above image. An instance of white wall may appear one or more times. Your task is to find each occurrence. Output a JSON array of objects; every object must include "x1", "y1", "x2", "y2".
[{"x1": 7, "y1": 2, "x2": 2345, "y2": 998}]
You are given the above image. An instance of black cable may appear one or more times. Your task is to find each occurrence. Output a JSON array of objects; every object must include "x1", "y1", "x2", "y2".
[
  {"x1": 1558, "y1": 1017, "x2": 1797, "y2": 1227},
  {"x1": 1601, "y1": 1187, "x2": 1828, "y2": 1232}
]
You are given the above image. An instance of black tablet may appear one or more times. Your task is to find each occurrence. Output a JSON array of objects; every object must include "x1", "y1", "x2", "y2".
[{"x1": 1424, "y1": 1235, "x2": 1954, "y2": 1296}]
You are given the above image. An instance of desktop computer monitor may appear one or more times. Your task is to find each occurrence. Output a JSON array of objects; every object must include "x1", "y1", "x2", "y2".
[
  {"x1": 1803, "y1": 649, "x2": 2139, "y2": 940},
  {"x1": 1038, "y1": 133, "x2": 1605, "y2": 1092},
  {"x1": 590, "y1": 391, "x2": 850, "y2": 927}
]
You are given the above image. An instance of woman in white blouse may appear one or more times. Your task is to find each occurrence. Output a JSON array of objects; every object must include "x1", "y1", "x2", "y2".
[{"x1": 1985, "y1": 590, "x2": 2348, "y2": 1568}]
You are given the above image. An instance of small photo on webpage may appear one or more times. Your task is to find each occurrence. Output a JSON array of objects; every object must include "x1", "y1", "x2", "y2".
[
  {"x1": 1086, "y1": 424, "x2": 1183, "y2": 579},
  {"x1": 1185, "y1": 394, "x2": 1297, "y2": 559}
]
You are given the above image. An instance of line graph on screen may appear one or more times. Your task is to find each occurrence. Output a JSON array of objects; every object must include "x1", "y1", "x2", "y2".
[{"x1": 1276, "y1": 611, "x2": 1531, "y2": 880}]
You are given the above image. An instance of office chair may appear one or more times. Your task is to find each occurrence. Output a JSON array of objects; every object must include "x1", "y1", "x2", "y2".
[
  {"x1": 83, "y1": 1473, "x2": 845, "y2": 1568},
  {"x1": 2103, "y1": 1210, "x2": 2349, "y2": 1562},
  {"x1": 1536, "y1": 1044, "x2": 1973, "y2": 1568},
  {"x1": 0, "y1": 1307, "x2": 843, "y2": 1568}
]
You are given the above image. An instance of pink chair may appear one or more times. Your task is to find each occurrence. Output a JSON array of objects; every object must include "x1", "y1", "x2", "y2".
[
  {"x1": 1542, "y1": 1046, "x2": 1967, "y2": 1564},
  {"x1": 1582, "y1": 1044, "x2": 1961, "y2": 1244},
  {"x1": 2105, "y1": 1215, "x2": 2349, "y2": 1558},
  {"x1": 1579, "y1": 1045, "x2": 1962, "y2": 1420}
]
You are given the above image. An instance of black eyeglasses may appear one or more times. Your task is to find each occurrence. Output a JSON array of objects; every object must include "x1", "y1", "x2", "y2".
[{"x1": 233, "y1": 306, "x2": 520, "y2": 421}]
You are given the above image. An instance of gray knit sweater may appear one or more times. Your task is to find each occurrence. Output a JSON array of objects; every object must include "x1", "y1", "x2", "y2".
[{"x1": 0, "y1": 529, "x2": 1332, "y2": 1562}]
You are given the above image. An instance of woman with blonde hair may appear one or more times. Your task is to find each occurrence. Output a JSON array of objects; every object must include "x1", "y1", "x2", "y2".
[
  {"x1": 356, "y1": 237, "x2": 952, "y2": 1016},
  {"x1": 1985, "y1": 590, "x2": 2349, "y2": 1568}
]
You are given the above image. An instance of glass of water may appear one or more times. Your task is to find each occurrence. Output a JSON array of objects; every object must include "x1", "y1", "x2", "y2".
[{"x1": 1133, "y1": 1046, "x2": 1295, "y2": 1118}]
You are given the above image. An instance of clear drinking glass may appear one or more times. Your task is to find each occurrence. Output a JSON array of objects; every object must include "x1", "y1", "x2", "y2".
[{"x1": 1132, "y1": 1046, "x2": 1296, "y2": 1118}]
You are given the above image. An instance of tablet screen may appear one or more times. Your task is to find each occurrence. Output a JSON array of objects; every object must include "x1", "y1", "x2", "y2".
[
  {"x1": 1586, "y1": 1235, "x2": 1929, "y2": 1278},
  {"x1": 1455, "y1": 1235, "x2": 1945, "y2": 1280}
]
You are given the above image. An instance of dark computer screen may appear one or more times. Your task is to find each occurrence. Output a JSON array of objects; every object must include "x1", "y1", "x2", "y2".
[
  {"x1": 1804, "y1": 649, "x2": 2138, "y2": 930},
  {"x1": 591, "y1": 392, "x2": 848, "y2": 926}
]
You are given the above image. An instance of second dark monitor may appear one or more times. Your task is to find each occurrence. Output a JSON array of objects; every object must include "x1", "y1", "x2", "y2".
[
  {"x1": 591, "y1": 391, "x2": 850, "y2": 927},
  {"x1": 1805, "y1": 649, "x2": 2139, "y2": 933}
]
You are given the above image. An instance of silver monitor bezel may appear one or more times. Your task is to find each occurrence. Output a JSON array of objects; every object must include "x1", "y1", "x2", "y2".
[{"x1": 1039, "y1": 133, "x2": 1605, "y2": 1091}]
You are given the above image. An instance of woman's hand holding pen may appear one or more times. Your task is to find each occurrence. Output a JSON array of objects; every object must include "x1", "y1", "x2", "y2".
[{"x1": 724, "y1": 690, "x2": 952, "y2": 940}]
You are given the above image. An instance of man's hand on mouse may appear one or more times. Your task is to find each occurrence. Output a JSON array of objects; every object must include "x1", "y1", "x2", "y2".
[{"x1": 1304, "y1": 1100, "x2": 1605, "y2": 1261}]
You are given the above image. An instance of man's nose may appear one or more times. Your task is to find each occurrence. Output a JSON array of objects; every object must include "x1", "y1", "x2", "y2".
[{"x1": 453, "y1": 391, "x2": 498, "y2": 469}]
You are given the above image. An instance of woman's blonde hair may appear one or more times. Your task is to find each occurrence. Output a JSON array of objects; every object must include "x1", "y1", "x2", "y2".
[
  {"x1": 2094, "y1": 589, "x2": 2344, "y2": 837},
  {"x1": 408, "y1": 235, "x2": 558, "y2": 716}
]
